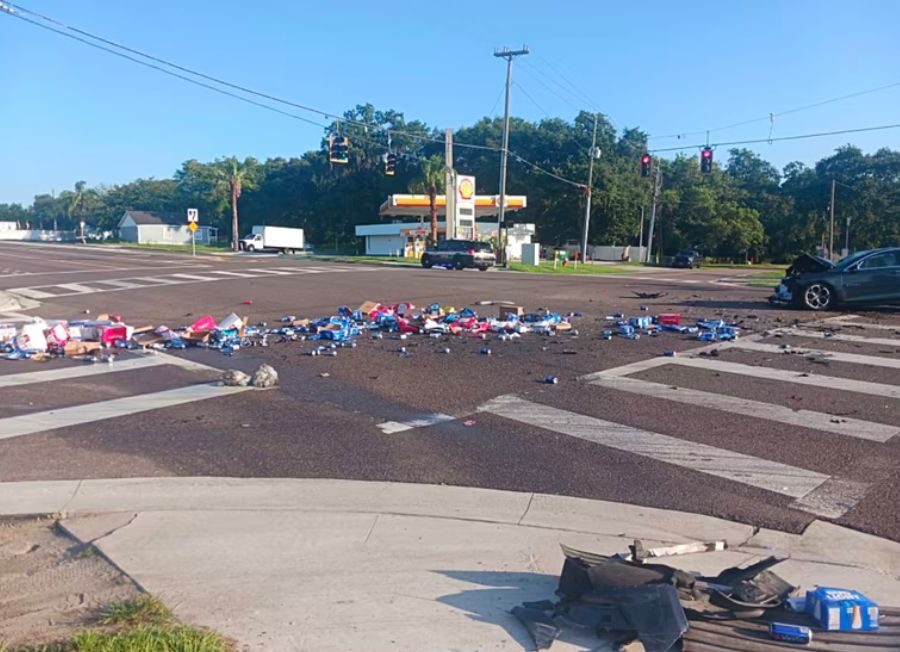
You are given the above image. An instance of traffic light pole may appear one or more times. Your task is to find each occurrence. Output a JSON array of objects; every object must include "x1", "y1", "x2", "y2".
[
  {"x1": 494, "y1": 46, "x2": 528, "y2": 267},
  {"x1": 579, "y1": 112, "x2": 599, "y2": 267},
  {"x1": 645, "y1": 161, "x2": 662, "y2": 264}
]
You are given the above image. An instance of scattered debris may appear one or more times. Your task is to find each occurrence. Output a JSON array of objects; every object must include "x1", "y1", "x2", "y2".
[
  {"x1": 633, "y1": 291, "x2": 668, "y2": 300},
  {"x1": 221, "y1": 369, "x2": 250, "y2": 387},
  {"x1": 251, "y1": 364, "x2": 278, "y2": 388}
]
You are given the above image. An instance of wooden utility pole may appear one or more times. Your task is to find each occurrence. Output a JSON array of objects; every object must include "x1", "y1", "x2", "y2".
[
  {"x1": 494, "y1": 46, "x2": 529, "y2": 266},
  {"x1": 579, "y1": 113, "x2": 600, "y2": 267},
  {"x1": 829, "y1": 177, "x2": 836, "y2": 259},
  {"x1": 645, "y1": 159, "x2": 662, "y2": 264}
]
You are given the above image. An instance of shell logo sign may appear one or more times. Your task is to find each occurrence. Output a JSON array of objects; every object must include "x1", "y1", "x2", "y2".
[{"x1": 458, "y1": 177, "x2": 475, "y2": 201}]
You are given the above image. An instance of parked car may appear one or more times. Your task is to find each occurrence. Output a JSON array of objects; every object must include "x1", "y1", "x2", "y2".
[
  {"x1": 770, "y1": 247, "x2": 900, "y2": 310},
  {"x1": 421, "y1": 240, "x2": 495, "y2": 271},
  {"x1": 672, "y1": 249, "x2": 702, "y2": 268}
]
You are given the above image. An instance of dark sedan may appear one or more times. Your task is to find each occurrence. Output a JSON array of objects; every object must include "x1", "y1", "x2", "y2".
[
  {"x1": 672, "y1": 249, "x2": 702, "y2": 268},
  {"x1": 770, "y1": 247, "x2": 900, "y2": 310}
]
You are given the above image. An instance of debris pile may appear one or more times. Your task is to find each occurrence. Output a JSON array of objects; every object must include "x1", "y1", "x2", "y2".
[
  {"x1": 0, "y1": 300, "x2": 744, "y2": 365},
  {"x1": 513, "y1": 541, "x2": 889, "y2": 651}
]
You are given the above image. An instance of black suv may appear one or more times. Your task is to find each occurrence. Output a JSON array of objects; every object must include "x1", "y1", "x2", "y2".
[
  {"x1": 673, "y1": 250, "x2": 702, "y2": 268},
  {"x1": 421, "y1": 240, "x2": 496, "y2": 271}
]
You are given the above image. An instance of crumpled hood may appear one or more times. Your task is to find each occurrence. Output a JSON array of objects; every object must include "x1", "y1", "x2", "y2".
[{"x1": 786, "y1": 253, "x2": 833, "y2": 276}]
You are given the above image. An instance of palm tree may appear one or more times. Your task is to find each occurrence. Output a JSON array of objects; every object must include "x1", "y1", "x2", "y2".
[
  {"x1": 217, "y1": 157, "x2": 258, "y2": 251},
  {"x1": 410, "y1": 155, "x2": 445, "y2": 245},
  {"x1": 68, "y1": 181, "x2": 88, "y2": 240}
]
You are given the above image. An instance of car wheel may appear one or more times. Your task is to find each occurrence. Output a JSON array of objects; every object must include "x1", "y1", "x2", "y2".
[
  {"x1": 421, "y1": 254, "x2": 433, "y2": 269},
  {"x1": 248, "y1": 245, "x2": 256, "y2": 252},
  {"x1": 453, "y1": 256, "x2": 465, "y2": 270},
  {"x1": 478, "y1": 266, "x2": 488, "y2": 271},
  {"x1": 802, "y1": 282, "x2": 834, "y2": 311}
]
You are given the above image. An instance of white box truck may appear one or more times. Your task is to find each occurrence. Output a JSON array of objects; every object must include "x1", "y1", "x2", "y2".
[{"x1": 240, "y1": 226, "x2": 305, "y2": 253}]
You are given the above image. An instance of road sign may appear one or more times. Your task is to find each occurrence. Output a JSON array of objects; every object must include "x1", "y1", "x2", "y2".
[
  {"x1": 187, "y1": 208, "x2": 199, "y2": 223},
  {"x1": 188, "y1": 222, "x2": 198, "y2": 233}
]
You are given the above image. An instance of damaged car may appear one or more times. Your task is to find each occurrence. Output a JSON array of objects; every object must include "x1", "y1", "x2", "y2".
[{"x1": 770, "y1": 247, "x2": 900, "y2": 310}]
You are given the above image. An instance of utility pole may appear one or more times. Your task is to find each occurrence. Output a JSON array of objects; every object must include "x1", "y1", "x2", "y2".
[
  {"x1": 645, "y1": 159, "x2": 662, "y2": 264},
  {"x1": 829, "y1": 177, "x2": 836, "y2": 260},
  {"x1": 845, "y1": 216, "x2": 851, "y2": 255},
  {"x1": 638, "y1": 206, "x2": 645, "y2": 261},
  {"x1": 579, "y1": 113, "x2": 600, "y2": 268},
  {"x1": 494, "y1": 46, "x2": 529, "y2": 267},
  {"x1": 444, "y1": 128, "x2": 455, "y2": 240}
]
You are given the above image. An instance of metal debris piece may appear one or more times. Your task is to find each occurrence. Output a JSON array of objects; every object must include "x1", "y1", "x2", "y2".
[{"x1": 221, "y1": 369, "x2": 251, "y2": 386}]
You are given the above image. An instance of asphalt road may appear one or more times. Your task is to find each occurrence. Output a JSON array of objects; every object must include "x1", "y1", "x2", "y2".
[{"x1": 2, "y1": 241, "x2": 900, "y2": 542}]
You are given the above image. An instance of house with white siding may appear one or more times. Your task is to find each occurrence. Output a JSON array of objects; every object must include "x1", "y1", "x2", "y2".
[{"x1": 117, "y1": 211, "x2": 218, "y2": 245}]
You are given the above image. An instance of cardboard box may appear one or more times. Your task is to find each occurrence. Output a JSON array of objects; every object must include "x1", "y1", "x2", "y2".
[
  {"x1": 357, "y1": 301, "x2": 381, "y2": 316},
  {"x1": 182, "y1": 331, "x2": 211, "y2": 344},
  {"x1": 133, "y1": 332, "x2": 167, "y2": 347},
  {"x1": 806, "y1": 587, "x2": 879, "y2": 631},
  {"x1": 554, "y1": 322, "x2": 573, "y2": 331},
  {"x1": 0, "y1": 323, "x2": 16, "y2": 343},
  {"x1": 64, "y1": 341, "x2": 102, "y2": 356},
  {"x1": 499, "y1": 305, "x2": 524, "y2": 320}
]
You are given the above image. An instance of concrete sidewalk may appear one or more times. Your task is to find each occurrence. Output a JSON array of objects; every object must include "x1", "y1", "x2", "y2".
[{"x1": 3, "y1": 477, "x2": 899, "y2": 652}]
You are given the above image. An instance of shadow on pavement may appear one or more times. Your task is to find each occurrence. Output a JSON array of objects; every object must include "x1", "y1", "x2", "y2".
[{"x1": 435, "y1": 569, "x2": 610, "y2": 651}]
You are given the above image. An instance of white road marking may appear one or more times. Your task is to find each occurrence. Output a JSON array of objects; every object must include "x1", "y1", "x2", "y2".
[
  {"x1": 478, "y1": 394, "x2": 830, "y2": 499},
  {"x1": 8, "y1": 287, "x2": 57, "y2": 299},
  {"x1": 790, "y1": 477, "x2": 872, "y2": 519},
  {"x1": 588, "y1": 375, "x2": 899, "y2": 443},
  {"x1": 669, "y1": 356, "x2": 900, "y2": 399},
  {"x1": 0, "y1": 355, "x2": 175, "y2": 389},
  {"x1": 92, "y1": 279, "x2": 144, "y2": 289},
  {"x1": 0, "y1": 383, "x2": 249, "y2": 441},
  {"x1": 206, "y1": 270, "x2": 258, "y2": 278},
  {"x1": 840, "y1": 322, "x2": 900, "y2": 332},
  {"x1": 377, "y1": 413, "x2": 456, "y2": 434},
  {"x1": 734, "y1": 340, "x2": 900, "y2": 369},
  {"x1": 774, "y1": 327, "x2": 900, "y2": 347},
  {"x1": 244, "y1": 268, "x2": 291, "y2": 275},
  {"x1": 168, "y1": 273, "x2": 216, "y2": 281},
  {"x1": 55, "y1": 283, "x2": 97, "y2": 293}
]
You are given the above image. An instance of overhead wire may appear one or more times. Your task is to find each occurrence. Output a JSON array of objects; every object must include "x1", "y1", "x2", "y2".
[
  {"x1": 648, "y1": 81, "x2": 900, "y2": 141},
  {"x1": 512, "y1": 80, "x2": 552, "y2": 119},
  {"x1": 518, "y1": 58, "x2": 587, "y2": 114},
  {"x1": 649, "y1": 123, "x2": 900, "y2": 153},
  {"x1": 534, "y1": 53, "x2": 603, "y2": 113},
  {"x1": 2, "y1": 1, "x2": 586, "y2": 189}
]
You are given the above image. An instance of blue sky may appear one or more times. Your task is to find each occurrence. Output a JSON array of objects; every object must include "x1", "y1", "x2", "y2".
[{"x1": 2, "y1": 0, "x2": 898, "y2": 204}]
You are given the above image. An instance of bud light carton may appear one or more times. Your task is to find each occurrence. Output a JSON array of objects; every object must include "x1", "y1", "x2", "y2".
[
  {"x1": 769, "y1": 623, "x2": 812, "y2": 644},
  {"x1": 806, "y1": 587, "x2": 879, "y2": 631}
]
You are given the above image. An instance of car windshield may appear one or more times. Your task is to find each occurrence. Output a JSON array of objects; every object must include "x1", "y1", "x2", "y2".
[
  {"x1": 834, "y1": 250, "x2": 872, "y2": 270},
  {"x1": 466, "y1": 241, "x2": 492, "y2": 252}
]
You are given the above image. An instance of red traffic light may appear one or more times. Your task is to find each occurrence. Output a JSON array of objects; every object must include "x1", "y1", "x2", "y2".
[
  {"x1": 701, "y1": 148, "x2": 712, "y2": 158},
  {"x1": 641, "y1": 154, "x2": 651, "y2": 164}
]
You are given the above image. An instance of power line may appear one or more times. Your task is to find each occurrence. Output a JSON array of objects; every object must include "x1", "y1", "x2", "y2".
[
  {"x1": 518, "y1": 58, "x2": 587, "y2": 114},
  {"x1": 649, "y1": 81, "x2": 900, "y2": 141},
  {"x1": 4, "y1": 11, "x2": 330, "y2": 130},
  {"x1": 649, "y1": 122, "x2": 900, "y2": 154},
  {"x1": 512, "y1": 80, "x2": 552, "y2": 119},
  {"x1": 534, "y1": 53, "x2": 603, "y2": 113},
  {"x1": 0, "y1": 2, "x2": 604, "y2": 191}
]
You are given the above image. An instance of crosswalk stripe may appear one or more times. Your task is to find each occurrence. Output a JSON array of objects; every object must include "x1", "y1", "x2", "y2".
[
  {"x1": 669, "y1": 356, "x2": 900, "y2": 399},
  {"x1": 774, "y1": 327, "x2": 900, "y2": 347},
  {"x1": 8, "y1": 288, "x2": 57, "y2": 299},
  {"x1": 93, "y1": 279, "x2": 144, "y2": 289},
  {"x1": 734, "y1": 340, "x2": 900, "y2": 369},
  {"x1": 790, "y1": 477, "x2": 872, "y2": 519},
  {"x1": 206, "y1": 270, "x2": 257, "y2": 278},
  {"x1": 0, "y1": 383, "x2": 250, "y2": 441},
  {"x1": 244, "y1": 268, "x2": 291, "y2": 275},
  {"x1": 132, "y1": 276, "x2": 179, "y2": 285},
  {"x1": 377, "y1": 413, "x2": 455, "y2": 434},
  {"x1": 0, "y1": 355, "x2": 171, "y2": 389},
  {"x1": 168, "y1": 273, "x2": 216, "y2": 281},
  {"x1": 55, "y1": 283, "x2": 96, "y2": 293},
  {"x1": 478, "y1": 394, "x2": 830, "y2": 499},
  {"x1": 588, "y1": 375, "x2": 899, "y2": 442}
]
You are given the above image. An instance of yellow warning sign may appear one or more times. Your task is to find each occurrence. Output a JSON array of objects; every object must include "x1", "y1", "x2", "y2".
[{"x1": 188, "y1": 222, "x2": 198, "y2": 233}]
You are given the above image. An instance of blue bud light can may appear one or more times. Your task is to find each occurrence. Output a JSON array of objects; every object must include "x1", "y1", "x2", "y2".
[{"x1": 769, "y1": 623, "x2": 812, "y2": 644}]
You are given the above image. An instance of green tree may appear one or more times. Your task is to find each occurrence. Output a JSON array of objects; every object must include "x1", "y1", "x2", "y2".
[{"x1": 410, "y1": 155, "x2": 445, "y2": 244}]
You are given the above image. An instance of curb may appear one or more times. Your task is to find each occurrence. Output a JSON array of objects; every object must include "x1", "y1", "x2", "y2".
[{"x1": 2, "y1": 477, "x2": 899, "y2": 580}]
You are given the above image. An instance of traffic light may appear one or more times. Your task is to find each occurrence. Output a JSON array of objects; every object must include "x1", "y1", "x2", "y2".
[
  {"x1": 700, "y1": 147, "x2": 713, "y2": 174},
  {"x1": 328, "y1": 135, "x2": 349, "y2": 164},
  {"x1": 384, "y1": 152, "x2": 397, "y2": 176},
  {"x1": 640, "y1": 153, "x2": 651, "y2": 177}
]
